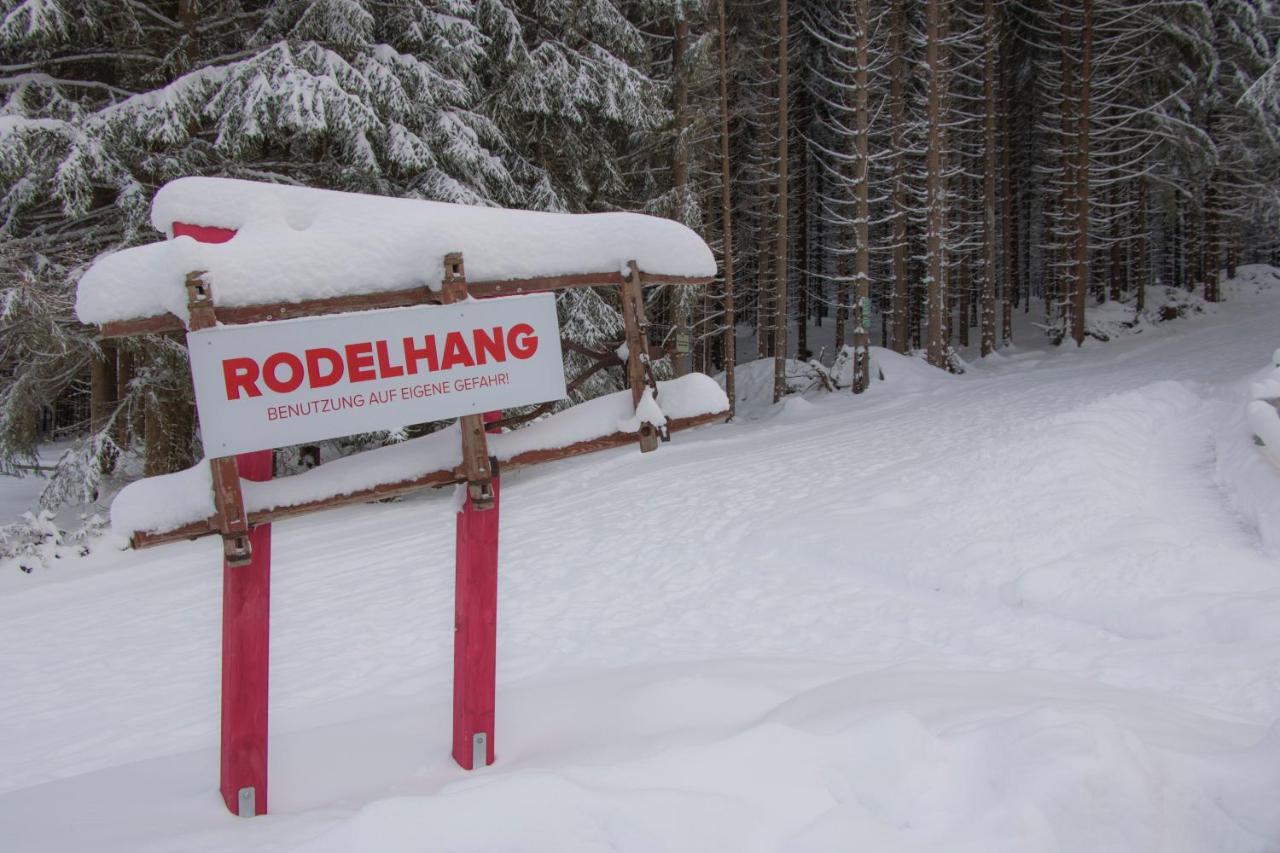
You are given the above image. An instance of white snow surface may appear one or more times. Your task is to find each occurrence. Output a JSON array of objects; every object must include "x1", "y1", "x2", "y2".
[
  {"x1": 7, "y1": 271, "x2": 1280, "y2": 852},
  {"x1": 75, "y1": 177, "x2": 716, "y2": 325},
  {"x1": 109, "y1": 374, "x2": 729, "y2": 536}
]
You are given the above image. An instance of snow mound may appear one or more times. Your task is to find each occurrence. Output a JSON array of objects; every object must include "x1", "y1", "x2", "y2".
[
  {"x1": 1215, "y1": 351, "x2": 1280, "y2": 553},
  {"x1": 288, "y1": 669, "x2": 1280, "y2": 853},
  {"x1": 725, "y1": 348, "x2": 951, "y2": 419},
  {"x1": 108, "y1": 459, "x2": 214, "y2": 537},
  {"x1": 865, "y1": 346, "x2": 950, "y2": 387},
  {"x1": 76, "y1": 177, "x2": 716, "y2": 325},
  {"x1": 722, "y1": 358, "x2": 803, "y2": 417},
  {"x1": 1229, "y1": 264, "x2": 1280, "y2": 294},
  {"x1": 110, "y1": 374, "x2": 728, "y2": 536}
]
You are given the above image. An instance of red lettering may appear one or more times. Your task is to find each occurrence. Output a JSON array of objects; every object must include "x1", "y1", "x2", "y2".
[
  {"x1": 508, "y1": 323, "x2": 538, "y2": 359},
  {"x1": 375, "y1": 339, "x2": 405, "y2": 378},
  {"x1": 223, "y1": 357, "x2": 261, "y2": 400},
  {"x1": 441, "y1": 331, "x2": 475, "y2": 370},
  {"x1": 473, "y1": 326, "x2": 506, "y2": 365},
  {"x1": 403, "y1": 335, "x2": 439, "y2": 375},
  {"x1": 345, "y1": 341, "x2": 377, "y2": 382},
  {"x1": 306, "y1": 347, "x2": 344, "y2": 388},
  {"x1": 263, "y1": 352, "x2": 304, "y2": 393}
]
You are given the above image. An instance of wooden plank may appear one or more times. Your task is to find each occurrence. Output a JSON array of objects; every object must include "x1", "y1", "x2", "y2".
[
  {"x1": 620, "y1": 261, "x2": 661, "y2": 452},
  {"x1": 101, "y1": 313, "x2": 184, "y2": 338},
  {"x1": 185, "y1": 271, "x2": 255, "y2": 567},
  {"x1": 209, "y1": 458, "x2": 247, "y2": 533},
  {"x1": 127, "y1": 410, "x2": 727, "y2": 549},
  {"x1": 440, "y1": 252, "x2": 495, "y2": 509},
  {"x1": 97, "y1": 271, "x2": 714, "y2": 338},
  {"x1": 252, "y1": 468, "x2": 462, "y2": 526},
  {"x1": 503, "y1": 410, "x2": 725, "y2": 471}
]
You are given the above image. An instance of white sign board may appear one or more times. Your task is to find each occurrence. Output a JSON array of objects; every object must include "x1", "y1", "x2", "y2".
[{"x1": 187, "y1": 293, "x2": 565, "y2": 457}]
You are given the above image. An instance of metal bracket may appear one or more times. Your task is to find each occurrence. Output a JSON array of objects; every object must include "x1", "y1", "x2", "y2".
[
  {"x1": 237, "y1": 786, "x2": 256, "y2": 817},
  {"x1": 466, "y1": 479, "x2": 495, "y2": 511},
  {"x1": 223, "y1": 533, "x2": 252, "y2": 567},
  {"x1": 472, "y1": 732, "x2": 488, "y2": 769}
]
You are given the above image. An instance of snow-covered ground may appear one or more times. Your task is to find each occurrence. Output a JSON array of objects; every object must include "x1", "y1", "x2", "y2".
[
  {"x1": 4, "y1": 270, "x2": 1280, "y2": 852},
  {"x1": 0, "y1": 471, "x2": 45, "y2": 523}
]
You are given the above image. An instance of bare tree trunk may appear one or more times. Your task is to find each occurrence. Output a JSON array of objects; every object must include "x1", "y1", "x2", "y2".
[
  {"x1": 1174, "y1": 195, "x2": 1186, "y2": 290},
  {"x1": 115, "y1": 345, "x2": 135, "y2": 446},
  {"x1": 1203, "y1": 181, "x2": 1219, "y2": 302},
  {"x1": 852, "y1": 0, "x2": 872, "y2": 392},
  {"x1": 1001, "y1": 36, "x2": 1016, "y2": 343},
  {"x1": 757, "y1": 205, "x2": 774, "y2": 359},
  {"x1": 1136, "y1": 174, "x2": 1148, "y2": 314},
  {"x1": 1182, "y1": 195, "x2": 1192, "y2": 292},
  {"x1": 890, "y1": 0, "x2": 910, "y2": 355},
  {"x1": 1071, "y1": 0, "x2": 1091, "y2": 345},
  {"x1": 1055, "y1": 4, "x2": 1077, "y2": 338},
  {"x1": 980, "y1": 0, "x2": 998, "y2": 356},
  {"x1": 835, "y1": 229, "x2": 849, "y2": 351},
  {"x1": 772, "y1": 0, "x2": 790, "y2": 402},
  {"x1": 177, "y1": 0, "x2": 198, "y2": 70},
  {"x1": 89, "y1": 343, "x2": 116, "y2": 435},
  {"x1": 716, "y1": 0, "x2": 736, "y2": 414},
  {"x1": 143, "y1": 343, "x2": 195, "y2": 477},
  {"x1": 925, "y1": 0, "x2": 948, "y2": 369},
  {"x1": 797, "y1": 145, "x2": 810, "y2": 359},
  {"x1": 670, "y1": 15, "x2": 692, "y2": 374},
  {"x1": 1108, "y1": 181, "x2": 1122, "y2": 302}
]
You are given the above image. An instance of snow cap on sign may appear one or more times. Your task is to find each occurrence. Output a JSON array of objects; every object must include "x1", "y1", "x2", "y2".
[{"x1": 75, "y1": 177, "x2": 717, "y2": 326}]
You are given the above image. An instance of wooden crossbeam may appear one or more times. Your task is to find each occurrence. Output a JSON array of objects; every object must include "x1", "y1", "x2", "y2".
[
  {"x1": 128, "y1": 410, "x2": 727, "y2": 550},
  {"x1": 100, "y1": 270, "x2": 714, "y2": 338},
  {"x1": 186, "y1": 272, "x2": 254, "y2": 567},
  {"x1": 440, "y1": 252, "x2": 496, "y2": 511},
  {"x1": 620, "y1": 261, "x2": 663, "y2": 452}
]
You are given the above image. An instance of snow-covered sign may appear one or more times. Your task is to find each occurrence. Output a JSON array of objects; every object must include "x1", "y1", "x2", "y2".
[
  {"x1": 75, "y1": 178, "x2": 716, "y2": 329},
  {"x1": 188, "y1": 294, "x2": 565, "y2": 457},
  {"x1": 68, "y1": 175, "x2": 728, "y2": 813}
]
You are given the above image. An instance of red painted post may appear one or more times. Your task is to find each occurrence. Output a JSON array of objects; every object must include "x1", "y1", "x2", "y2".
[
  {"x1": 452, "y1": 412, "x2": 501, "y2": 770},
  {"x1": 172, "y1": 221, "x2": 237, "y2": 244},
  {"x1": 220, "y1": 449, "x2": 272, "y2": 816},
  {"x1": 171, "y1": 220, "x2": 272, "y2": 816}
]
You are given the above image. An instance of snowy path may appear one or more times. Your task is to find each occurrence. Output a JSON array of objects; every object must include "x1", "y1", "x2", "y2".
[{"x1": 3, "y1": 275, "x2": 1280, "y2": 851}]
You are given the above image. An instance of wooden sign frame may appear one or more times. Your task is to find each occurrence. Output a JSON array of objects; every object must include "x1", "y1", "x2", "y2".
[{"x1": 95, "y1": 219, "x2": 724, "y2": 818}]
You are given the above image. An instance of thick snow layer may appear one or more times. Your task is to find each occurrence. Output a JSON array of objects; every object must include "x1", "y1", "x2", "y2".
[
  {"x1": 1251, "y1": 360, "x2": 1280, "y2": 401},
  {"x1": 1248, "y1": 400, "x2": 1280, "y2": 451},
  {"x1": 1218, "y1": 359, "x2": 1280, "y2": 550},
  {"x1": 108, "y1": 458, "x2": 214, "y2": 535},
  {"x1": 75, "y1": 177, "x2": 716, "y2": 325},
  {"x1": 7, "y1": 268, "x2": 1280, "y2": 852},
  {"x1": 109, "y1": 374, "x2": 729, "y2": 535}
]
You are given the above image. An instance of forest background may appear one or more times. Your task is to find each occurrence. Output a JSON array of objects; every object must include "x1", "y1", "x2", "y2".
[{"x1": 1, "y1": 0, "x2": 1278, "y2": 510}]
